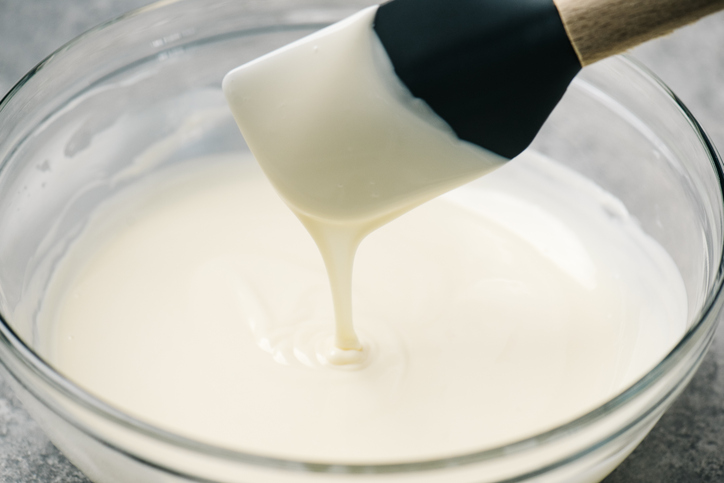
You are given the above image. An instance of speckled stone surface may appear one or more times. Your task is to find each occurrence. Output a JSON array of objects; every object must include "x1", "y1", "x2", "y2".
[{"x1": 0, "y1": 1, "x2": 723, "y2": 482}]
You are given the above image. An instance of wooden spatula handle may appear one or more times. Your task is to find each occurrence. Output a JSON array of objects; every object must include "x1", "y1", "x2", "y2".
[{"x1": 553, "y1": 0, "x2": 724, "y2": 65}]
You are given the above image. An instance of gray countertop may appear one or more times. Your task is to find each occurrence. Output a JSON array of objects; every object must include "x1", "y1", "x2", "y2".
[{"x1": 1, "y1": 1, "x2": 724, "y2": 482}]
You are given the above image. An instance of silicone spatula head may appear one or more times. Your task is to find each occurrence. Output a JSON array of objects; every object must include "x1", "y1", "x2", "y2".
[{"x1": 373, "y1": 0, "x2": 581, "y2": 159}]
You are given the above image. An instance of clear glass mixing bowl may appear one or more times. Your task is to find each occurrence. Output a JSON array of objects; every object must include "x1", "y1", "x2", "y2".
[{"x1": 0, "y1": 1, "x2": 722, "y2": 482}]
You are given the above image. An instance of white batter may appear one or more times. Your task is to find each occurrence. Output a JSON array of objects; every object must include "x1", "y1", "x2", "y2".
[
  {"x1": 42, "y1": 151, "x2": 686, "y2": 463},
  {"x1": 40, "y1": 4, "x2": 687, "y2": 468},
  {"x1": 222, "y1": 7, "x2": 505, "y2": 356}
]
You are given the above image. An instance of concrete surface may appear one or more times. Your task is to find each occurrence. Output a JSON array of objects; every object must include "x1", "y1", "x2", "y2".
[{"x1": 0, "y1": 1, "x2": 723, "y2": 482}]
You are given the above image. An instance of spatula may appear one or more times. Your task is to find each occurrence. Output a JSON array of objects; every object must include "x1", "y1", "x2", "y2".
[{"x1": 373, "y1": 0, "x2": 724, "y2": 158}]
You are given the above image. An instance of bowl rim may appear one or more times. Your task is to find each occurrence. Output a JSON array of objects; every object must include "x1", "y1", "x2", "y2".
[{"x1": 0, "y1": 0, "x2": 723, "y2": 478}]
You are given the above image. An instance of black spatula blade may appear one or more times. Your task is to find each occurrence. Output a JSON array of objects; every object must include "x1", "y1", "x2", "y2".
[{"x1": 373, "y1": 0, "x2": 581, "y2": 159}]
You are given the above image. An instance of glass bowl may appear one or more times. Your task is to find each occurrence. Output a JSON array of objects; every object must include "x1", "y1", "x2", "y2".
[{"x1": 0, "y1": 1, "x2": 722, "y2": 482}]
